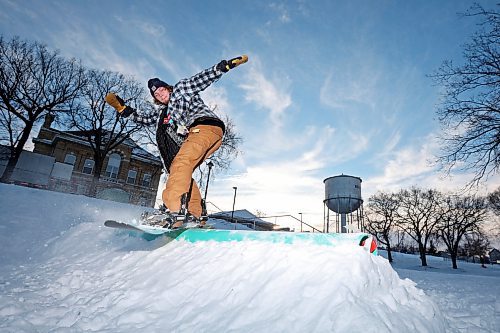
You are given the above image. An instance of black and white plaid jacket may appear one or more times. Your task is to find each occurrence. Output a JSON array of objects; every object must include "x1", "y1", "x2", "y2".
[{"x1": 131, "y1": 64, "x2": 225, "y2": 135}]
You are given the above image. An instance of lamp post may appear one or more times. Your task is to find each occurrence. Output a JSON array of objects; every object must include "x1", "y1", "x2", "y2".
[
  {"x1": 299, "y1": 212, "x2": 303, "y2": 232},
  {"x1": 231, "y1": 186, "x2": 237, "y2": 229},
  {"x1": 203, "y1": 160, "x2": 214, "y2": 203}
]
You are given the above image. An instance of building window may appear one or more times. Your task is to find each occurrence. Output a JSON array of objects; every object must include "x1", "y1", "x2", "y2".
[
  {"x1": 127, "y1": 170, "x2": 137, "y2": 185},
  {"x1": 64, "y1": 153, "x2": 76, "y2": 165},
  {"x1": 142, "y1": 173, "x2": 151, "y2": 187},
  {"x1": 82, "y1": 159, "x2": 94, "y2": 174},
  {"x1": 105, "y1": 153, "x2": 121, "y2": 179}
]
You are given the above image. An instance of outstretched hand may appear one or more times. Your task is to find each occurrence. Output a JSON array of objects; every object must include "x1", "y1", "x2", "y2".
[
  {"x1": 217, "y1": 55, "x2": 248, "y2": 73},
  {"x1": 105, "y1": 93, "x2": 134, "y2": 118}
]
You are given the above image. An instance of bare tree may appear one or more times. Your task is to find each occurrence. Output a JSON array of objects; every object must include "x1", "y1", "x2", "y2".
[
  {"x1": 430, "y1": 4, "x2": 500, "y2": 186},
  {"x1": 63, "y1": 68, "x2": 148, "y2": 196},
  {"x1": 0, "y1": 36, "x2": 85, "y2": 182},
  {"x1": 393, "y1": 229, "x2": 409, "y2": 253},
  {"x1": 461, "y1": 230, "x2": 490, "y2": 261},
  {"x1": 488, "y1": 186, "x2": 500, "y2": 215},
  {"x1": 436, "y1": 194, "x2": 488, "y2": 269},
  {"x1": 365, "y1": 191, "x2": 399, "y2": 262},
  {"x1": 395, "y1": 187, "x2": 442, "y2": 266},
  {"x1": 487, "y1": 186, "x2": 500, "y2": 240}
]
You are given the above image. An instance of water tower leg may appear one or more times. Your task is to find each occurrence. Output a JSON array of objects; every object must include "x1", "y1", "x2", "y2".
[
  {"x1": 327, "y1": 208, "x2": 330, "y2": 233},
  {"x1": 323, "y1": 201, "x2": 327, "y2": 233},
  {"x1": 341, "y1": 214, "x2": 347, "y2": 233}
]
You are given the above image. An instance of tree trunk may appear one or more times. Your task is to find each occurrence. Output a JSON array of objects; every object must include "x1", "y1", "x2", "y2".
[
  {"x1": 0, "y1": 155, "x2": 18, "y2": 183},
  {"x1": 450, "y1": 244, "x2": 460, "y2": 269},
  {"x1": 451, "y1": 254, "x2": 458, "y2": 269},
  {"x1": 89, "y1": 175, "x2": 99, "y2": 198},
  {"x1": 88, "y1": 158, "x2": 103, "y2": 198},
  {"x1": 0, "y1": 122, "x2": 33, "y2": 183},
  {"x1": 384, "y1": 235, "x2": 393, "y2": 263},
  {"x1": 419, "y1": 243, "x2": 428, "y2": 266}
]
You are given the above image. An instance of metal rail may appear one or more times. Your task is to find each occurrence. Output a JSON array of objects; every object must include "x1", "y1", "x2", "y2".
[{"x1": 258, "y1": 214, "x2": 323, "y2": 233}]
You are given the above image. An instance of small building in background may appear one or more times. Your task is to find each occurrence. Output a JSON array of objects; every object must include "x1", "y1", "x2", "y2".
[
  {"x1": 489, "y1": 248, "x2": 500, "y2": 264},
  {"x1": 209, "y1": 209, "x2": 285, "y2": 231},
  {"x1": 0, "y1": 115, "x2": 162, "y2": 207}
]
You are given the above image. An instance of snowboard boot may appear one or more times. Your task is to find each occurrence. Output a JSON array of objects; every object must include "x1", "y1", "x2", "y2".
[
  {"x1": 167, "y1": 193, "x2": 190, "y2": 229},
  {"x1": 199, "y1": 199, "x2": 208, "y2": 227},
  {"x1": 141, "y1": 210, "x2": 188, "y2": 229},
  {"x1": 140, "y1": 204, "x2": 174, "y2": 227},
  {"x1": 141, "y1": 196, "x2": 208, "y2": 229},
  {"x1": 170, "y1": 213, "x2": 210, "y2": 229}
]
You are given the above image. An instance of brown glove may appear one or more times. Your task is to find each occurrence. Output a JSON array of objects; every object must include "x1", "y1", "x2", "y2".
[
  {"x1": 216, "y1": 55, "x2": 248, "y2": 73},
  {"x1": 105, "y1": 93, "x2": 134, "y2": 117}
]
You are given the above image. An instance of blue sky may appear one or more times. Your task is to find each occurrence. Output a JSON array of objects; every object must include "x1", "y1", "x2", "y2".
[{"x1": 2, "y1": 0, "x2": 499, "y2": 228}]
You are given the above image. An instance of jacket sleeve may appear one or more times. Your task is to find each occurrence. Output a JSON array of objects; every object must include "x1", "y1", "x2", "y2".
[
  {"x1": 175, "y1": 65, "x2": 224, "y2": 99},
  {"x1": 130, "y1": 109, "x2": 158, "y2": 126}
]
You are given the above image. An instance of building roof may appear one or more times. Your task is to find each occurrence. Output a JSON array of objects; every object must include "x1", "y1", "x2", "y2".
[
  {"x1": 209, "y1": 209, "x2": 278, "y2": 231},
  {"x1": 34, "y1": 127, "x2": 162, "y2": 165}
]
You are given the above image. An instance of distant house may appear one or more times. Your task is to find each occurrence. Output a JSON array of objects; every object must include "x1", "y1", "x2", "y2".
[
  {"x1": 15, "y1": 114, "x2": 163, "y2": 207},
  {"x1": 489, "y1": 249, "x2": 500, "y2": 264},
  {"x1": 0, "y1": 145, "x2": 10, "y2": 176},
  {"x1": 210, "y1": 209, "x2": 289, "y2": 231}
]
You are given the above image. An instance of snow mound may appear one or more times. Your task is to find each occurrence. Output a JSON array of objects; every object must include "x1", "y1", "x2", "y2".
[{"x1": 0, "y1": 185, "x2": 448, "y2": 332}]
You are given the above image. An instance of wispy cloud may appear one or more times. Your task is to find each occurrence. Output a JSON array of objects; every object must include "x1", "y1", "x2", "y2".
[
  {"x1": 370, "y1": 130, "x2": 402, "y2": 165},
  {"x1": 135, "y1": 21, "x2": 166, "y2": 38},
  {"x1": 239, "y1": 57, "x2": 292, "y2": 129},
  {"x1": 269, "y1": 3, "x2": 291, "y2": 23},
  {"x1": 319, "y1": 66, "x2": 379, "y2": 111},
  {"x1": 40, "y1": 15, "x2": 157, "y2": 82},
  {"x1": 211, "y1": 152, "x2": 326, "y2": 220},
  {"x1": 364, "y1": 133, "x2": 500, "y2": 196},
  {"x1": 366, "y1": 134, "x2": 444, "y2": 193},
  {"x1": 1, "y1": 0, "x2": 38, "y2": 21},
  {"x1": 201, "y1": 86, "x2": 231, "y2": 118},
  {"x1": 209, "y1": 125, "x2": 339, "y2": 226},
  {"x1": 36, "y1": 9, "x2": 181, "y2": 84}
]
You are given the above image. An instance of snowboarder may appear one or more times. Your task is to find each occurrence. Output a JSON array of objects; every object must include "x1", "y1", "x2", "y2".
[{"x1": 105, "y1": 55, "x2": 248, "y2": 228}]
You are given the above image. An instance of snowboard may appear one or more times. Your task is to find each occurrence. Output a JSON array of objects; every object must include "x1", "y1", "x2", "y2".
[
  {"x1": 104, "y1": 220, "x2": 378, "y2": 255},
  {"x1": 104, "y1": 219, "x2": 205, "y2": 236}
]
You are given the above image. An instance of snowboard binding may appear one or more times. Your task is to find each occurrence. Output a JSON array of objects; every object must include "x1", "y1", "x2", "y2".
[
  {"x1": 140, "y1": 205, "x2": 175, "y2": 228},
  {"x1": 142, "y1": 213, "x2": 204, "y2": 229},
  {"x1": 140, "y1": 194, "x2": 206, "y2": 229}
]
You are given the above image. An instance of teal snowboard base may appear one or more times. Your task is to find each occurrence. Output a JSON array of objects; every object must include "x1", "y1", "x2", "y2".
[
  {"x1": 178, "y1": 229, "x2": 377, "y2": 255},
  {"x1": 104, "y1": 220, "x2": 377, "y2": 255}
]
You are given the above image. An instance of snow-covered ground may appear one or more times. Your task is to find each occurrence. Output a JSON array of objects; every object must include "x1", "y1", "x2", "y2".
[
  {"x1": 386, "y1": 251, "x2": 500, "y2": 332},
  {"x1": 0, "y1": 184, "x2": 498, "y2": 332}
]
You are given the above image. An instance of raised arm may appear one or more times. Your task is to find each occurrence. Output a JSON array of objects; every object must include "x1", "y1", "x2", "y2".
[
  {"x1": 176, "y1": 55, "x2": 248, "y2": 97},
  {"x1": 105, "y1": 92, "x2": 157, "y2": 126},
  {"x1": 175, "y1": 65, "x2": 223, "y2": 97}
]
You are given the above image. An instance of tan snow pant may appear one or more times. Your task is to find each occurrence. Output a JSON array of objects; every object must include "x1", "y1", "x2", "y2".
[{"x1": 162, "y1": 124, "x2": 223, "y2": 218}]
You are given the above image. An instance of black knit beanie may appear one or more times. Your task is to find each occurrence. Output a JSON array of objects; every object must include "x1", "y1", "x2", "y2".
[{"x1": 148, "y1": 78, "x2": 170, "y2": 97}]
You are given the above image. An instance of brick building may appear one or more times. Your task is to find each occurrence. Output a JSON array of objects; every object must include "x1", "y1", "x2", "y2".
[{"x1": 31, "y1": 115, "x2": 163, "y2": 207}]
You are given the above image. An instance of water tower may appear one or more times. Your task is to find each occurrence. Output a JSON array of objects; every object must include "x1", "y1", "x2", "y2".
[{"x1": 323, "y1": 175, "x2": 364, "y2": 233}]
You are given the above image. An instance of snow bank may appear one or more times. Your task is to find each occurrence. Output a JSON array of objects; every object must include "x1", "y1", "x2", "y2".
[{"x1": 0, "y1": 184, "x2": 449, "y2": 332}]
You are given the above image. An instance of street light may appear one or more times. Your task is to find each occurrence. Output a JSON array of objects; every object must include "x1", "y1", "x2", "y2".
[
  {"x1": 203, "y1": 160, "x2": 214, "y2": 203},
  {"x1": 231, "y1": 186, "x2": 237, "y2": 229}
]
